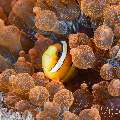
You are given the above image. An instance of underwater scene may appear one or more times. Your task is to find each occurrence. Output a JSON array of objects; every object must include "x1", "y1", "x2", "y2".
[{"x1": 0, "y1": 0, "x2": 119, "y2": 120}]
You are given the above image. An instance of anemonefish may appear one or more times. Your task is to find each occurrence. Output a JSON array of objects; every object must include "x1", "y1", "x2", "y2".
[{"x1": 42, "y1": 41, "x2": 75, "y2": 82}]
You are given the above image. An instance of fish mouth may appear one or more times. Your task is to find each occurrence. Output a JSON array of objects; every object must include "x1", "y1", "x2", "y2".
[{"x1": 50, "y1": 41, "x2": 67, "y2": 73}]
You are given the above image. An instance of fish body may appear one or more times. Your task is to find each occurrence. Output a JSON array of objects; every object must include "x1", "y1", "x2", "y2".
[{"x1": 42, "y1": 41, "x2": 72, "y2": 81}]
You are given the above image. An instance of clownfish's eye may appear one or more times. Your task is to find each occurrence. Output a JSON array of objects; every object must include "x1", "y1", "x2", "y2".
[{"x1": 57, "y1": 51, "x2": 62, "y2": 58}]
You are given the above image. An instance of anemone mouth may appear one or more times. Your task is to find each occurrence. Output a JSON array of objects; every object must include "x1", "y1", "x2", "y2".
[{"x1": 50, "y1": 41, "x2": 67, "y2": 73}]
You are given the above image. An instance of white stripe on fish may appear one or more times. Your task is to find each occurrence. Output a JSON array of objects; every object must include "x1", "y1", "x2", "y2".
[{"x1": 50, "y1": 41, "x2": 67, "y2": 73}]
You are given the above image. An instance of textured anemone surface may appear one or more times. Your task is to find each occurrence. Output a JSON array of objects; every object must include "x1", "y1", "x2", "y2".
[{"x1": 0, "y1": 0, "x2": 119, "y2": 120}]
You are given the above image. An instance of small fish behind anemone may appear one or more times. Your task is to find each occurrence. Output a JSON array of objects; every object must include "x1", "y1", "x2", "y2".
[{"x1": 42, "y1": 41, "x2": 73, "y2": 82}]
